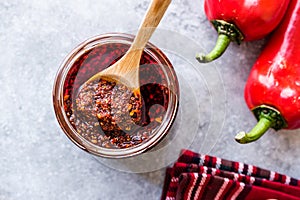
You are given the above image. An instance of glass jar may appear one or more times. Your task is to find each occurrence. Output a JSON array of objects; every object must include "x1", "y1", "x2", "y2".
[{"x1": 53, "y1": 33, "x2": 179, "y2": 158}]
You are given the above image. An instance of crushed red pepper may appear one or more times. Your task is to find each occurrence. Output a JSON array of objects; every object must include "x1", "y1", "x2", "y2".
[
  {"x1": 76, "y1": 78, "x2": 142, "y2": 134},
  {"x1": 63, "y1": 41, "x2": 170, "y2": 149}
]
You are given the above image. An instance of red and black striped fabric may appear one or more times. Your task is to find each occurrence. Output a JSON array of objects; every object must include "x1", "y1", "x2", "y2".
[{"x1": 161, "y1": 149, "x2": 300, "y2": 200}]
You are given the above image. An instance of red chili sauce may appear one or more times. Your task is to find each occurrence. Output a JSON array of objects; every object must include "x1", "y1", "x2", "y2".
[{"x1": 63, "y1": 42, "x2": 170, "y2": 149}]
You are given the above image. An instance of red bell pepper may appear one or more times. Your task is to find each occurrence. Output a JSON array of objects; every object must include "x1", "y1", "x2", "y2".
[
  {"x1": 196, "y1": 0, "x2": 290, "y2": 63},
  {"x1": 235, "y1": 0, "x2": 300, "y2": 143}
]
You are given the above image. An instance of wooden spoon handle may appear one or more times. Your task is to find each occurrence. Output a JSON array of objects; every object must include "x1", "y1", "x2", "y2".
[{"x1": 130, "y1": 0, "x2": 171, "y2": 51}]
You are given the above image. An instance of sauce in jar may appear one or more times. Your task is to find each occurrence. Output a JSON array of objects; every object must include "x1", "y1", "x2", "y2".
[{"x1": 63, "y1": 42, "x2": 170, "y2": 149}]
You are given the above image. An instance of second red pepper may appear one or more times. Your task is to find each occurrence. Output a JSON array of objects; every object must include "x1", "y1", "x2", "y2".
[
  {"x1": 196, "y1": 0, "x2": 290, "y2": 63},
  {"x1": 236, "y1": 0, "x2": 300, "y2": 143}
]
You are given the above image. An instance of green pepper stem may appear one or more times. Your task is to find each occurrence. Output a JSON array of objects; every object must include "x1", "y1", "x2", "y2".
[
  {"x1": 235, "y1": 117, "x2": 273, "y2": 144},
  {"x1": 235, "y1": 105, "x2": 287, "y2": 144},
  {"x1": 196, "y1": 34, "x2": 231, "y2": 63},
  {"x1": 196, "y1": 20, "x2": 244, "y2": 63}
]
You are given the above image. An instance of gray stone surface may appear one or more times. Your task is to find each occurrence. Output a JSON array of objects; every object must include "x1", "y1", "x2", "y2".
[{"x1": 1, "y1": 0, "x2": 300, "y2": 199}]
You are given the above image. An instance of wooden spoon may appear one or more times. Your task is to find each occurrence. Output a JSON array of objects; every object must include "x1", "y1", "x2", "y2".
[{"x1": 85, "y1": 0, "x2": 171, "y2": 92}]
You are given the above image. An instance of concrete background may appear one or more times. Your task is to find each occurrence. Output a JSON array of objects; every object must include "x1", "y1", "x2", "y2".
[{"x1": 1, "y1": 0, "x2": 300, "y2": 199}]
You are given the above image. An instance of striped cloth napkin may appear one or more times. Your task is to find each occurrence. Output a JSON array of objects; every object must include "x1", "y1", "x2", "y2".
[{"x1": 161, "y1": 149, "x2": 300, "y2": 200}]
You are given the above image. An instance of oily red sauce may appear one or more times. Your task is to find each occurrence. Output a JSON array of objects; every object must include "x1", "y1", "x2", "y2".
[{"x1": 63, "y1": 42, "x2": 170, "y2": 149}]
